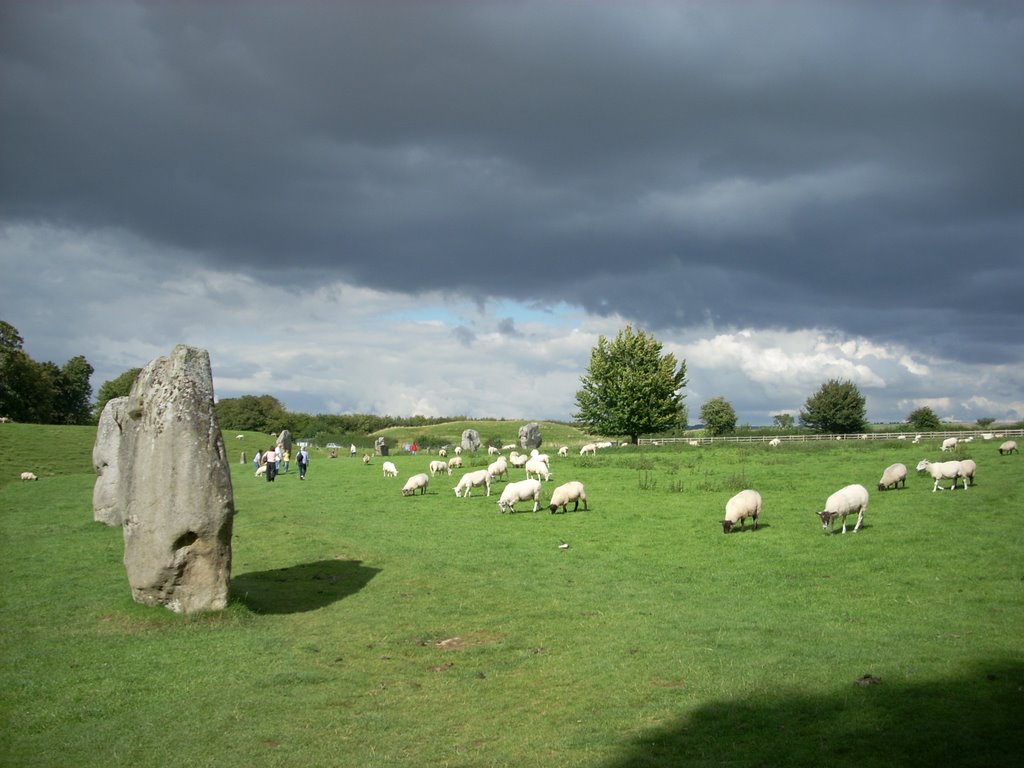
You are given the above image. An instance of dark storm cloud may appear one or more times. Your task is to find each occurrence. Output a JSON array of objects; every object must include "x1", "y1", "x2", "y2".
[{"x1": 2, "y1": 1, "x2": 1022, "y2": 364}]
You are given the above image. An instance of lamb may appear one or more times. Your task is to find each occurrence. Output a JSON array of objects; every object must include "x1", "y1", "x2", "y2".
[
  {"x1": 487, "y1": 456, "x2": 508, "y2": 481},
  {"x1": 382, "y1": 461, "x2": 399, "y2": 478},
  {"x1": 877, "y1": 463, "x2": 908, "y2": 491},
  {"x1": 557, "y1": 446, "x2": 568, "y2": 457},
  {"x1": 817, "y1": 484, "x2": 868, "y2": 533},
  {"x1": 254, "y1": 465, "x2": 266, "y2": 477},
  {"x1": 454, "y1": 446, "x2": 462, "y2": 456},
  {"x1": 548, "y1": 481, "x2": 588, "y2": 514},
  {"x1": 915, "y1": 459, "x2": 962, "y2": 492},
  {"x1": 20, "y1": 472, "x2": 38, "y2": 481},
  {"x1": 524, "y1": 456, "x2": 551, "y2": 481},
  {"x1": 488, "y1": 445, "x2": 500, "y2": 456},
  {"x1": 941, "y1": 437, "x2": 958, "y2": 452},
  {"x1": 401, "y1": 473, "x2": 430, "y2": 496},
  {"x1": 447, "y1": 456, "x2": 463, "y2": 471},
  {"x1": 453, "y1": 469, "x2": 492, "y2": 497},
  {"x1": 956, "y1": 459, "x2": 977, "y2": 489},
  {"x1": 723, "y1": 489, "x2": 761, "y2": 533},
  {"x1": 497, "y1": 478, "x2": 542, "y2": 513},
  {"x1": 768, "y1": 438, "x2": 781, "y2": 448},
  {"x1": 999, "y1": 440, "x2": 1018, "y2": 455},
  {"x1": 501, "y1": 443, "x2": 516, "y2": 451},
  {"x1": 429, "y1": 459, "x2": 450, "y2": 477},
  {"x1": 438, "y1": 448, "x2": 447, "y2": 457},
  {"x1": 579, "y1": 443, "x2": 597, "y2": 456}
]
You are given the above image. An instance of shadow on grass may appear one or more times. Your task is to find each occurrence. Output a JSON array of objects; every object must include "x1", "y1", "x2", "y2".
[
  {"x1": 231, "y1": 559, "x2": 381, "y2": 614},
  {"x1": 601, "y1": 660, "x2": 1024, "y2": 768}
]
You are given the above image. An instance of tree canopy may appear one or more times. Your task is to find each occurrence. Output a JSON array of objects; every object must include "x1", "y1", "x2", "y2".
[
  {"x1": 93, "y1": 368, "x2": 143, "y2": 421},
  {"x1": 700, "y1": 396, "x2": 737, "y2": 436},
  {"x1": 800, "y1": 379, "x2": 868, "y2": 434},
  {"x1": 772, "y1": 413, "x2": 795, "y2": 430},
  {"x1": 573, "y1": 325, "x2": 687, "y2": 444},
  {"x1": 906, "y1": 406, "x2": 941, "y2": 431}
]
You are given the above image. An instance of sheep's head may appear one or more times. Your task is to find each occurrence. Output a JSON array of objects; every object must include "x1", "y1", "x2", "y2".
[
  {"x1": 817, "y1": 510, "x2": 839, "y2": 529},
  {"x1": 915, "y1": 459, "x2": 930, "y2": 473},
  {"x1": 722, "y1": 519, "x2": 734, "y2": 533}
]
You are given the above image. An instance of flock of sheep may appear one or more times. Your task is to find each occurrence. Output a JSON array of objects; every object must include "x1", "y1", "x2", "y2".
[
  {"x1": 724, "y1": 438, "x2": 1018, "y2": 536},
  {"x1": 377, "y1": 444, "x2": 590, "y2": 515}
]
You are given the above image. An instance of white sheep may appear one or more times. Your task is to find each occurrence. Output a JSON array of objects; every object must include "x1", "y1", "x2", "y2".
[
  {"x1": 453, "y1": 469, "x2": 492, "y2": 497},
  {"x1": 487, "y1": 456, "x2": 508, "y2": 481},
  {"x1": 454, "y1": 446, "x2": 462, "y2": 456},
  {"x1": 438, "y1": 448, "x2": 448, "y2": 458},
  {"x1": 916, "y1": 459, "x2": 962, "y2": 492},
  {"x1": 579, "y1": 443, "x2": 597, "y2": 456},
  {"x1": 877, "y1": 463, "x2": 908, "y2": 491},
  {"x1": 429, "y1": 459, "x2": 450, "y2": 477},
  {"x1": 688, "y1": 439, "x2": 700, "y2": 447},
  {"x1": 401, "y1": 473, "x2": 430, "y2": 496},
  {"x1": 497, "y1": 478, "x2": 542, "y2": 513},
  {"x1": 912, "y1": 435, "x2": 922, "y2": 444},
  {"x1": 524, "y1": 456, "x2": 551, "y2": 481},
  {"x1": 817, "y1": 484, "x2": 868, "y2": 533},
  {"x1": 20, "y1": 472, "x2": 38, "y2": 481},
  {"x1": 488, "y1": 445, "x2": 500, "y2": 456},
  {"x1": 595, "y1": 441, "x2": 613, "y2": 449},
  {"x1": 382, "y1": 461, "x2": 399, "y2": 478},
  {"x1": 999, "y1": 440, "x2": 1018, "y2": 455},
  {"x1": 768, "y1": 438, "x2": 781, "y2": 448},
  {"x1": 501, "y1": 443, "x2": 516, "y2": 451},
  {"x1": 956, "y1": 459, "x2": 977, "y2": 489},
  {"x1": 557, "y1": 446, "x2": 568, "y2": 457},
  {"x1": 982, "y1": 433, "x2": 994, "y2": 441},
  {"x1": 723, "y1": 489, "x2": 761, "y2": 533},
  {"x1": 362, "y1": 454, "x2": 371, "y2": 465},
  {"x1": 548, "y1": 481, "x2": 588, "y2": 514},
  {"x1": 941, "y1": 437, "x2": 958, "y2": 452},
  {"x1": 254, "y1": 465, "x2": 266, "y2": 477},
  {"x1": 447, "y1": 456, "x2": 463, "y2": 471},
  {"x1": 508, "y1": 451, "x2": 528, "y2": 468}
]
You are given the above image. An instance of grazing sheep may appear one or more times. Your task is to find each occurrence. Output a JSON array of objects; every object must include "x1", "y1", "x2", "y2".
[
  {"x1": 956, "y1": 459, "x2": 977, "y2": 489},
  {"x1": 235, "y1": 434, "x2": 245, "y2": 440},
  {"x1": 454, "y1": 446, "x2": 463, "y2": 456},
  {"x1": 501, "y1": 443, "x2": 516, "y2": 451},
  {"x1": 877, "y1": 463, "x2": 908, "y2": 491},
  {"x1": 688, "y1": 440, "x2": 700, "y2": 447},
  {"x1": 916, "y1": 459, "x2": 962, "y2": 492},
  {"x1": 557, "y1": 446, "x2": 568, "y2": 457},
  {"x1": 818, "y1": 484, "x2": 868, "y2": 533},
  {"x1": 454, "y1": 469, "x2": 492, "y2": 497},
  {"x1": 362, "y1": 454, "x2": 371, "y2": 465},
  {"x1": 488, "y1": 445, "x2": 500, "y2": 456},
  {"x1": 999, "y1": 440, "x2": 1018, "y2": 455},
  {"x1": 438, "y1": 448, "x2": 448, "y2": 458},
  {"x1": 383, "y1": 461, "x2": 399, "y2": 478},
  {"x1": 447, "y1": 456, "x2": 463, "y2": 471},
  {"x1": 941, "y1": 437, "x2": 958, "y2": 452},
  {"x1": 401, "y1": 473, "x2": 430, "y2": 496},
  {"x1": 912, "y1": 435, "x2": 922, "y2": 444},
  {"x1": 254, "y1": 465, "x2": 266, "y2": 478},
  {"x1": 723, "y1": 489, "x2": 761, "y2": 533},
  {"x1": 595, "y1": 441, "x2": 613, "y2": 449},
  {"x1": 982, "y1": 433, "x2": 994, "y2": 441},
  {"x1": 487, "y1": 456, "x2": 508, "y2": 481},
  {"x1": 508, "y1": 451, "x2": 528, "y2": 468},
  {"x1": 579, "y1": 443, "x2": 597, "y2": 456},
  {"x1": 768, "y1": 438, "x2": 781, "y2": 448},
  {"x1": 497, "y1": 478, "x2": 542, "y2": 513},
  {"x1": 20, "y1": 472, "x2": 38, "y2": 481},
  {"x1": 548, "y1": 481, "x2": 588, "y2": 514},
  {"x1": 429, "y1": 459, "x2": 450, "y2": 477},
  {"x1": 524, "y1": 456, "x2": 551, "y2": 481}
]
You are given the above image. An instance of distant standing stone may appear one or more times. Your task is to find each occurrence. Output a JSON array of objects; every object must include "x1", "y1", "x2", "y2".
[
  {"x1": 92, "y1": 345, "x2": 235, "y2": 614},
  {"x1": 461, "y1": 429, "x2": 481, "y2": 452},
  {"x1": 518, "y1": 422, "x2": 542, "y2": 451},
  {"x1": 277, "y1": 429, "x2": 292, "y2": 453}
]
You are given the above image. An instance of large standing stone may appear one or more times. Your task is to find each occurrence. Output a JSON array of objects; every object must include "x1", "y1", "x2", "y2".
[
  {"x1": 92, "y1": 396, "x2": 134, "y2": 526},
  {"x1": 92, "y1": 345, "x2": 235, "y2": 614},
  {"x1": 461, "y1": 429, "x2": 481, "y2": 452},
  {"x1": 277, "y1": 429, "x2": 292, "y2": 453},
  {"x1": 518, "y1": 422, "x2": 543, "y2": 451}
]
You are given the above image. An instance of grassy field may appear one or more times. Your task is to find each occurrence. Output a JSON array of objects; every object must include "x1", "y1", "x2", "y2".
[{"x1": 2, "y1": 422, "x2": 1022, "y2": 767}]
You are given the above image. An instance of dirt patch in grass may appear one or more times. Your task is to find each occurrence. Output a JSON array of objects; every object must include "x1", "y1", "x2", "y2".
[{"x1": 434, "y1": 631, "x2": 506, "y2": 650}]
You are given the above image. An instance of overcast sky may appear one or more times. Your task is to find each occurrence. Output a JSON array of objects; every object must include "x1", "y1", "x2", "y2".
[{"x1": 2, "y1": 1, "x2": 1022, "y2": 426}]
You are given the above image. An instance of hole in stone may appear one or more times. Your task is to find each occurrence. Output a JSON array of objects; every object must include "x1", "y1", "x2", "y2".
[{"x1": 174, "y1": 531, "x2": 199, "y2": 550}]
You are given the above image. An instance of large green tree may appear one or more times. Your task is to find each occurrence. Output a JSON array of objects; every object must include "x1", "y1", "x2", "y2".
[
  {"x1": 772, "y1": 413, "x2": 795, "y2": 430},
  {"x1": 574, "y1": 325, "x2": 687, "y2": 444},
  {"x1": 700, "y1": 396, "x2": 737, "y2": 436},
  {"x1": 799, "y1": 378, "x2": 868, "y2": 434},
  {"x1": 215, "y1": 394, "x2": 290, "y2": 433},
  {"x1": 53, "y1": 355, "x2": 94, "y2": 424},
  {"x1": 906, "y1": 406, "x2": 941, "y2": 431},
  {"x1": 0, "y1": 321, "x2": 93, "y2": 424}
]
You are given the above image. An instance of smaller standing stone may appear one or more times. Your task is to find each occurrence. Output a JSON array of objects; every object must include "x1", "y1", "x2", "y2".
[
  {"x1": 461, "y1": 429, "x2": 481, "y2": 452},
  {"x1": 519, "y1": 422, "x2": 542, "y2": 451}
]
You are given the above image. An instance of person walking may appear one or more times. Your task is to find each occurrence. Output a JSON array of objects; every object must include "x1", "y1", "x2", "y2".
[{"x1": 297, "y1": 447, "x2": 310, "y2": 480}]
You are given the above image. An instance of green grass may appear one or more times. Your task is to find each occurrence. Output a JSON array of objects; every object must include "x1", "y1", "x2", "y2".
[{"x1": 2, "y1": 425, "x2": 1022, "y2": 767}]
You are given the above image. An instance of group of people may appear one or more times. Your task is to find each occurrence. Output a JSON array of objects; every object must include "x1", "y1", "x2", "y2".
[{"x1": 254, "y1": 444, "x2": 310, "y2": 481}]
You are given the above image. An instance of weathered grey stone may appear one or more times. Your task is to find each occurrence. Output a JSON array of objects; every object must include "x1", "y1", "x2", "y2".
[
  {"x1": 518, "y1": 422, "x2": 543, "y2": 451},
  {"x1": 92, "y1": 345, "x2": 235, "y2": 614},
  {"x1": 277, "y1": 429, "x2": 292, "y2": 453},
  {"x1": 461, "y1": 429, "x2": 481, "y2": 452},
  {"x1": 92, "y1": 396, "x2": 134, "y2": 526}
]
